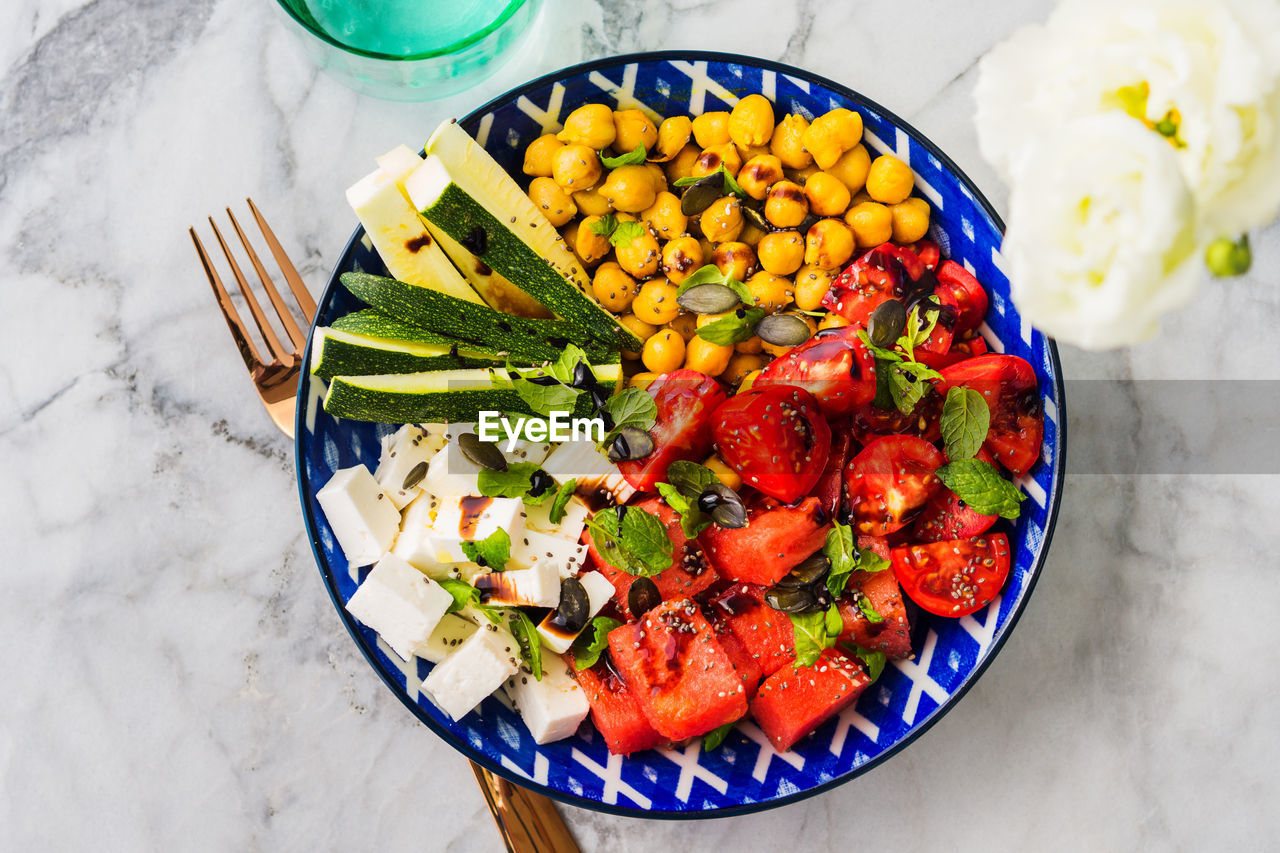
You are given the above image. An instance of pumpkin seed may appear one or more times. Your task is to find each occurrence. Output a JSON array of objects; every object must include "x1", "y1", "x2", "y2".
[
  {"x1": 763, "y1": 585, "x2": 817, "y2": 614},
  {"x1": 789, "y1": 552, "x2": 831, "y2": 585},
  {"x1": 401, "y1": 461, "x2": 428, "y2": 491},
  {"x1": 741, "y1": 203, "x2": 769, "y2": 231},
  {"x1": 627, "y1": 576, "x2": 661, "y2": 616},
  {"x1": 756, "y1": 313, "x2": 812, "y2": 347},
  {"x1": 868, "y1": 299, "x2": 907, "y2": 348},
  {"x1": 606, "y1": 426, "x2": 654, "y2": 463},
  {"x1": 680, "y1": 173, "x2": 724, "y2": 216},
  {"x1": 556, "y1": 577, "x2": 590, "y2": 634},
  {"x1": 677, "y1": 282, "x2": 742, "y2": 315},
  {"x1": 458, "y1": 432, "x2": 507, "y2": 472},
  {"x1": 701, "y1": 484, "x2": 747, "y2": 528}
]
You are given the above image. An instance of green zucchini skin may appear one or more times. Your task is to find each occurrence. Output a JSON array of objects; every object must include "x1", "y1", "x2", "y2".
[
  {"x1": 328, "y1": 310, "x2": 545, "y2": 366},
  {"x1": 311, "y1": 330, "x2": 494, "y2": 382},
  {"x1": 417, "y1": 183, "x2": 641, "y2": 352}
]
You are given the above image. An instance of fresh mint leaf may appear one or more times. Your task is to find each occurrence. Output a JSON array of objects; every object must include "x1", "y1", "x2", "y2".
[
  {"x1": 940, "y1": 386, "x2": 990, "y2": 462},
  {"x1": 673, "y1": 264, "x2": 755, "y2": 305},
  {"x1": 790, "y1": 604, "x2": 841, "y2": 668},
  {"x1": 436, "y1": 578, "x2": 480, "y2": 614},
  {"x1": 721, "y1": 167, "x2": 748, "y2": 200},
  {"x1": 478, "y1": 461, "x2": 549, "y2": 501},
  {"x1": 548, "y1": 479, "x2": 577, "y2": 525},
  {"x1": 601, "y1": 144, "x2": 647, "y2": 167},
  {"x1": 584, "y1": 506, "x2": 672, "y2": 577},
  {"x1": 702, "y1": 721, "x2": 737, "y2": 751},
  {"x1": 609, "y1": 220, "x2": 646, "y2": 247},
  {"x1": 656, "y1": 481, "x2": 712, "y2": 538},
  {"x1": 825, "y1": 523, "x2": 890, "y2": 598},
  {"x1": 856, "y1": 595, "x2": 883, "y2": 624},
  {"x1": 696, "y1": 307, "x2": 764, "y2": 346},
  {"x1": 572, "y1": 616, "x2": 623, "y2": 670},
  {"x1": 459, "y1": 529, "x2": 511, "y2": 570},
  {"x1": 665, "y1": 460, "x2": 720, "y2": 496},
  {"x1": 508, "y1": 610, "x2": 543, "y2": 681},
  {"x1": 841, "y1": 642, "x2": 886, "y2": 683},
  {"x1": 897, "y1": 303, "x2": 939, "y2": 360},
  {"x1": 936, "y1": 457, "x2": 1026, "y2": 519},
  {"x1": 509, "y1": 365, "x2": 581, "y2": 417},
  {"x1": 589, "y1": 212, "x2": 618, "y2": 237},
  {"x1": 548, "y1": 344, "x2": 590, "y2": 385},
  {"x1": 602, "y1": 387, "x2": 657, "y2": 437}
]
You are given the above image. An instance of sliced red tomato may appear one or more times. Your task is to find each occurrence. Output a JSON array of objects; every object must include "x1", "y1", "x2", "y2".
[
  {"x1": 913, "y1": 331, "x2": 988, "y2": 370},
  {"x1": 755, "y1": 326, "x2": 876, "y2": 416},
  {"x1": 822, "y1": 243, "x2": 927, "y2": 326},
  {"x1": 850, "y1": 390, "x2": 943, "y2": 445},
  {"x1": 912, "y1": 447, "x2": 999, "y2": 543},
  {"x1": 813, "y1": 430, "x2": 855, "y2": 518},
  {"x1": 711, "y1": 385, "x2": 831, "y2": 503},
  {"x1": 909, "y1": 239, "x2": 941, "y2": 271},
  {"x1": 618, "y1": 369, "x2": 727, "y2": 491},
  {"x1": 844, "y1": 435, "x2": 944, "y2": 536},
  {"x1": 934, "y1": 260, "x2": 989, "y2": 333},
  {"x1": 937, "y1": 354, "x2": 1043, "y2": 477},
  {"x1": 890, "y1": 533, "x2": 1011, "y2": 617}
]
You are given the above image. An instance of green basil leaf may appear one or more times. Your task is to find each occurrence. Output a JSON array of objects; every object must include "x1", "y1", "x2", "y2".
[
  {"x1": 696, "y1": 307, "x2": 765, "y2": 346},
  {"x1": 857, "y1": 595, "x2": 884, "y2": 624},
  {"x1": 841, "y1": 642, "x2": 886, "y2": 683},
  {"x1": 702, "y1": 720, "x2": 737, "y2": 751},
  {"x1": 672, "y1": 175, "x2": 702, "y2": 188},
  {"x1": 824, "y1": 602, "x2": 844, "y2": 636},
  {"x1": 896, "y1": 303, "x2": 939, "y2": 359},
  {"x1": 459, "y1": 529, "x2": 511, "y2": 570},
  {"x1": 478, "y1": 462, "x2": 547, "y2": 500},
  {"x1": 572, "y1": 615, "x2": 623, "y2": 670},
  {"x1": 436, "y1": 578, "x2": 481, "y2": 614},
  {"x1": 548, "y1": 479, "x2": 577, "y2": 525},
  {"x1": 721, "y1": 167, "x2": 748, "y2": 199},
  {"x1": 589, "y1": 212, "x2": 618, "y2": 237},
  {"x1": 509, "y1": 366, "x2": 581, "y2": 417},
  {"x1": 790, "y1": 605, "x2": 840, "y2": 669},
  {"x1": 584, "y1": 506, "x2": 673, "y2": 577},
  {"x1": 665, "y1": 460, "x2": 720, "y2": 497},
  {"x1": 609, "y1": 220, "x2": 646, "y2": 247},
  {"x1": 508, "y1": 610, "x2": 543, "y2": 681},
  {"x1": 824, "y1": 523, "x2": 857, "y2": 596},
  {"x1": 935, "y1": 457, "x2": 1026, "y2": 519},
  {"x1": 601, "y1": 144, "x2": 647, "y2": 168},
  {"x1": 940, "y1": 386, "x2": 991, "y2": 462},
  {"x1": 549, "y1": 343, "x2": 590, "y2": 385},
  {"x1": 656, "y1": 481, "x2": 712, "y2": 538}
]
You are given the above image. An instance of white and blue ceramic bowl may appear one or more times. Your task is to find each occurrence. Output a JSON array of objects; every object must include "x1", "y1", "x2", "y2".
[{"x1": 295, "y1": 52, "x2": 1066, "y2": 818}]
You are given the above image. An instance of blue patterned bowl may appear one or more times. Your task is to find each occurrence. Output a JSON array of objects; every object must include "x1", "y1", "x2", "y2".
[{"x1": 295, "y1": 51, "x2": 1066, "y2": 817}]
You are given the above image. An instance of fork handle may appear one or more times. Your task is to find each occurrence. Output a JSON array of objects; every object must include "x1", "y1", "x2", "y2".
[{"x1": 469, "y1": 761, "x2": 580, "y2": 853}]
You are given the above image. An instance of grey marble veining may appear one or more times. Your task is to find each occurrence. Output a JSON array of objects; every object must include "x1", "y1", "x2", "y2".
[{"x1": 2, "y1": 0, "x2": 1278, "y2": 850}]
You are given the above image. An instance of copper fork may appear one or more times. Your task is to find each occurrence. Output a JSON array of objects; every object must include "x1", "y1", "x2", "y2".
[{"x1": 190, "y1": 200, "x2": 581, "y2": 853}]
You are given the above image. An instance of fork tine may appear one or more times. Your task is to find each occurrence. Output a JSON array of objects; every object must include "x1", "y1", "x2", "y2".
[
  {"x1": 209, "y1": 216, "x2": 293, "y2": 368},
  {"x1": 190, "y1": 227, "x2": 265, "y2": 372},
  {"x1": 226, "y1": 207, "x2": 307, "y2": 352},
  {"x1": 247, "y1": 198, "x2": 318, "y2": 324}
]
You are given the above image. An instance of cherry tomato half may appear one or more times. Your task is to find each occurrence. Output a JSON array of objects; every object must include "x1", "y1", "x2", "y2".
[
  {"x1": 933, "y1": 260, "x2": 989, "y2": 333},
  {"x1": 756, "y1": 325, "x2": 877, "y2": 417},
  {"x1": 711, "y1": 385, "x2": 831, "y2": 504},
  {"x1": 937, "y1": 354, "x2": 1043, "y2": 478},
  {"x1": 844, "y1": 434, "x2": 944, "y2": 536},
  {"x1": 890, "y1": 533, "x2": 1011, "y2": 617},
  {"x1": 618, "y1": 369, "x2": 727, "y2": 492},
  {"x1": 822, "y1": 243, "x2": 927, "y2": 326}
]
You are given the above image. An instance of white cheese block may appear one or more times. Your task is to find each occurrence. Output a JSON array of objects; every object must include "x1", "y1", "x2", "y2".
[
  {"x1": 390, "y1": 493, "x2": 454, "y2": 579},
  {"x1": 510, "y1": 528, "x2": 589, "y2": 578},
  {"x1": 503, "y1": 659, "x2": 590, "y2": 745},
  {"x1": 417, "y1": 613, "x2": 479, "y2": 663},
  {"x1": 422, "y1": 422, "x2": 484, "y2": 498},
  {"x1": 457, "y1": 561, "x2": 490, "y2": 584},
  {"x1": 345, "y1": 553, "x2": 455, "y2": 662},
  {"x1": 375, "y1": 424, "x2": 447, "y2": 509},
  {"x1": 540, "y1": 440, "x2": 635, "y2": 506},
  {"x1": 426, "y1": 495, "x2": 525, "y2": 563},
  {"x1": 536, "y1": 570, "x2": 614, "y2": 654},
  {"x1": 422, "y1": 621, "x2": 521, "y2": 720},
  {"x1": 503, "y1": 437, "x2": 554, "y2": 466},
  {"x1": 474, "y1": 561, "x2": 561, "y2": 608},
  {"x1": 522, "y1": 494, "x2": 589, "y2": 545},
  {"x1": 316, "y1": 466, "x2": 401, "y2": 568}
]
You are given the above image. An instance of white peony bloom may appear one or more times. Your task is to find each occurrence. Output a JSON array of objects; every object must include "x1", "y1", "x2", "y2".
[
  {"x1": 1001, "y1": 115, "x2": 1201, "y2": 350},
  {"x1": 976, "y1": 0, "x2": 1280, "y2": 236}
]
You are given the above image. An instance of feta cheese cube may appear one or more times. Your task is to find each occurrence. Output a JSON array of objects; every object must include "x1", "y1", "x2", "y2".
[
  {"x1": 316, "y1": 466, "x2": 400, "y2": 568},
  {"x1": 522, "y1": 494, "x2": 589, "y2": 545},
  {"x1": 417, "y1": 613, "x2": 479, "y2": 663},
  {"x1": 474, "y1": 561, "x2": 561, "y2": 608},
  {"x1": 422, "y1": 422, "x2": 484, "y2": 497},
  {"x1": 503, "y1": 660, "x2": 590, "y2": 744},
  {"x1": 345, "y1": 553, "x2": 455, "y2": 662},
  {"x1": 510, "y1": 528, "x2": 589, "y2": 578},
  {"x1": 390, "y1": 493, "x2": 454, "y2": 579},
  {"x1": 375, "y1": 424, "x2": 447, "y2": 509},
  {"x1": 503, "y1": 437, "x2": 553, "y2": 466},
  {"x1": 536, "y1": 570, "x2": 615, "y2": 654},
  {"x1": 422, "y1": 621, "x2": 521, "y2": 720},
  {"x1": 425, "y1": 496, "x2": 525, "y2": 563},
  {"x1": 540, "y1": 440, "x2": 635, "y2": 505}
]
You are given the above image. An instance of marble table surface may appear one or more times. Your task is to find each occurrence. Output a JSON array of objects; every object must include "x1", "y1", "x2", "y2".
[{"x1": 3, "y1": 0, "x2": 1279, "y2": 849}]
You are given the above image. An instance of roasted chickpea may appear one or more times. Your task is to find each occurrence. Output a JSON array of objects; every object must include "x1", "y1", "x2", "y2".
[
  {"x1": 617, "y1": 312, "x2": 657, "y2": 359},
  {"x1": 700, "y1": 196, "x2": 744, "y2": 243},
  {"x1": 712, "y1": 241, "x2": 756, "y2": 281},
  {"x1": 762, "y1": 312, "x2": 818, "y2": 356},
  {"x1": 613, "y1": 109, "x2": 658, "y2": 154},
  {"x1": 735, "y1": 142, "x2": 772, "y2": 164},
  {"x1": 722, "y1": 352, "x2": 767, "y2": 386},
  {"x1": 746, "y1": 270, "x2": 793, "y2": 313},
  {"x1": 805, "y1": 218, "x2": 856, "y2": 270},
  {"x1": 552, "y1": 143, "x2": 602, "y2": 191},
  {"x1": 684, "y1": 336, "x2": 734, "y2": 376},
  {"x1": 615, "y1": 227, "x2": 662, "y2": 279},
  {"x1": 640, "y1": 191, "x2": 688, "y2": 239},
  {"x1": 691, "y1": 111, "x2": 731, "y2": 148},
  {"x1": 662, "y1": 236, "x2": 703, "y2": 284},
  {"x1": 738, "y1": 222, "x2": 767, "y2": 247},
  {"x1": 735, "y1": 335, "x2": 765, "y2": 354},
  {"x1": 804, "y1": 172, "x2": 852, "y2": 217},
  {"x1": 803, "y1": 108, "x2": 863, "y2": 169},
  {"x1": 866, "y1": 154, "x2": 914, "y2": 204},
  {"x1": 787, "y1": 163, "x2": 821, "y2": 185},
  {"x1": 729, "y1": 94, "x2": 775, "y2": 149},
  {"x1": 522, "y1": 134, "x2": 563, "y2": 177},
  {"x1": 592, "y1": 261, "x2": 638, "y2": 312},
  {"x1": 629, "y1": 371, "x2": 660, "y2": 389},
  {"x1": 574, "y1": 215, "x2": 612, "y2": 264},
  {"x1": 770, "y1": 114, "x2": 813, "y2": 169},
  {"x1": 664, "y1": 143, "x2": 701, "y2": 183},
  {"x1": 793, "y1": 264, "x2": 834, "y2": 311},
  {"x1": 764, "y1": 180, "x2": 809, "y2": 228},
  {"x1": 756, "y1": 230, "x2": 805, "y2": 275},
  {"x1": 694, "y1": 310, "x2": 733, "y2": 330},
  {"x1": 557, "y1": 103, "x2": 616, "y2": 150},
  {"x1": 737, "y1": 154, "x2": 785, "y2": 200},
  {"x1": 844, "y1": 200, "x2": 893, "y2": 248},
  {"x1": 644, "y1": 162, "x2": 669, "y2": 194},
  {"x1": 890, "y1": 197, "x2": 931, "y2": 243},
  {"x1": 827, "y1": 144, "x2": 871, "y2": 195},
  {"x1": 652, "y1": 116, "x2": 693, "y2": 162},
  {"x1": 667, "y1": 311, "x2": 699, "y2": 342},
  {"x1": 703, "y1": 454, "x2": 743, "y2": 490},
  {"x1": 599, "y1": 164, "x2": 657, "y2": 213},
  {"x1": 818, "y1": 312, "x2": 851, "y2": 330},
  {"x1": 526, "y1": 177, "x2": 578, "y2": 227},
  {"x1": 572, "y1": 182, "x2": 614, "y2": 216},
  {"x1": 692, "y1": 143, "x2": 742, "y2": 178},
  {"x1": 632, "y1": 277, "x2": 680, "y2": 325},
  {"x1": 642, "y1": 328, "x2": 686, "y2": 374}
]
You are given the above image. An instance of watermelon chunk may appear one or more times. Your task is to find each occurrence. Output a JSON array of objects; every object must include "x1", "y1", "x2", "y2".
[
  {"x1": 587, "y1": 496, "x2": 718, "y2": 617},
  {"x1": 750, "y1": 647, "x2": 871, "y2": 751},
  {"x1": 836, "y1": 569, "x2": 913, "y2": 660},
  {"x1": 607, "y1": 600, "x2": 748, "y2": 741},
  {"x1": 699, "y1": 495, "x2": 830, "y2": 586},
  {"x1": 706, "y1": 583, "x2": 795, "y2": 678},
  {"x1": 572, "y1": 660, "x2": 665, "y2": 756},
  {"x1": 707, "y1": 611, "x2": 764, "y2": 700}
]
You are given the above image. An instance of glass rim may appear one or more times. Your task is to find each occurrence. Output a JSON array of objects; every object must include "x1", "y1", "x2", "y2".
[{"x1": 274, "y1": 0, "x2": 532, "y2": 62}]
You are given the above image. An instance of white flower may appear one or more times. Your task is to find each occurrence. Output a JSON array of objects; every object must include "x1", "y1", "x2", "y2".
[
  {"x1": 976, "y1": 0, "x2": 1280, "y2": 236},
  {"x1": 1001, "y1": 114, "x2": 1201, "y2": 350}
]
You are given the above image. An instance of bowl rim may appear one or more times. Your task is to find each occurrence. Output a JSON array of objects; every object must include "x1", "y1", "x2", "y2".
[{"x1": 293, "y1": 49, "x2": 1067, "y2": 820}]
